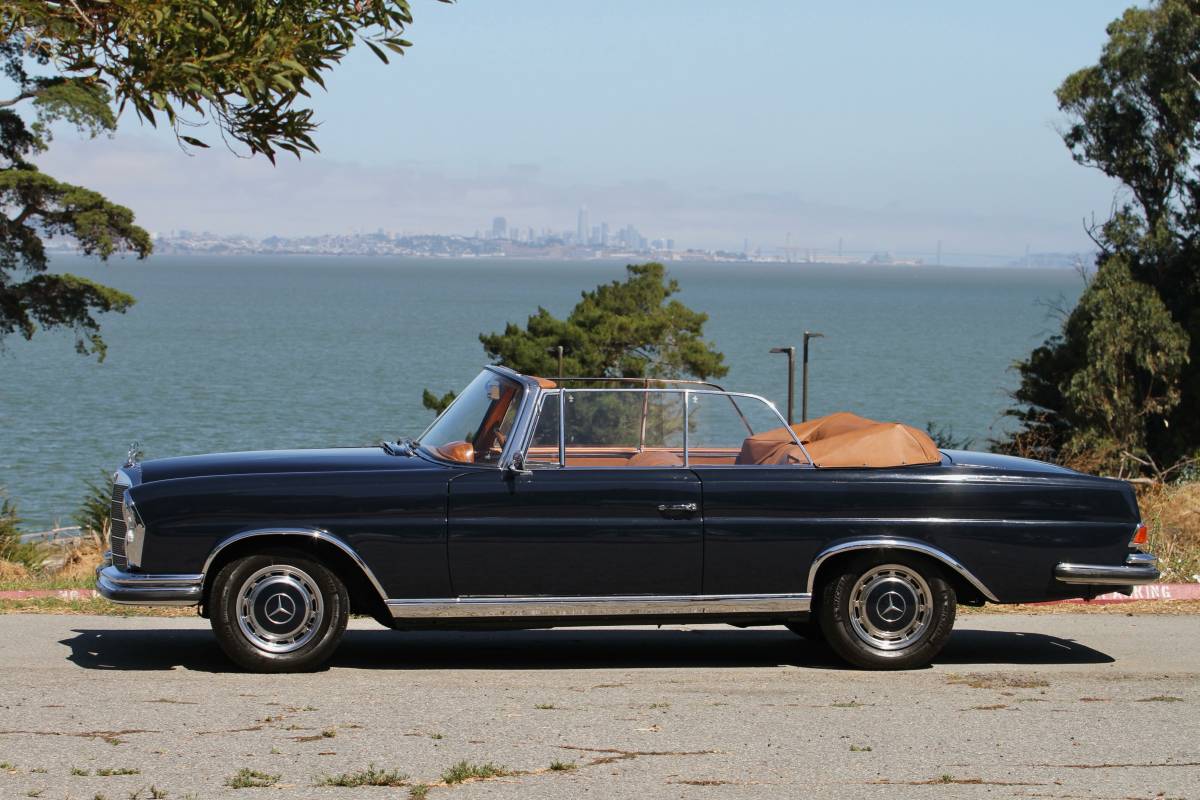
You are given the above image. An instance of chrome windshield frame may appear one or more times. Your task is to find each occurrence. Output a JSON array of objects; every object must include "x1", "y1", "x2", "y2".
[
  {"x1": 487, "y1": 365, "x2": 544, "y2": 471},
  {"x1": 416, "y1": 366, "x2": 540, "y2": 471}
]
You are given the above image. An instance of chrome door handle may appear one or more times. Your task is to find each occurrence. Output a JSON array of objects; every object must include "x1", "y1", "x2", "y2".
[{"x1": 657, "y1": 502, "x2": 698, "y2": 516}]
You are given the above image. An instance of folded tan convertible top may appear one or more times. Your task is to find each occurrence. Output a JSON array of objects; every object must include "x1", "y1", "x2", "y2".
[{"x1": 737, "y1": 411, "x2": 942, "y2": 468}]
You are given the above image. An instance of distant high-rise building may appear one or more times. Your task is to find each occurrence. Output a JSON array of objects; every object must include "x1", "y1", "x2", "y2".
[
  {"x1": 577, "y1": 207, "x2": 589, "y2": 247},
  {"x1": 591, "y1": 225, "x2": 601, "y2": 246},
  {"x1": 528, "y1": 227, "x2": 536, "y2": 243},
  {"x1": 492, "y1": 216, "x2": 507, "y2": 239},
  {"x1": 600, "y1": 222, "x2": 610, "y2": 247}
]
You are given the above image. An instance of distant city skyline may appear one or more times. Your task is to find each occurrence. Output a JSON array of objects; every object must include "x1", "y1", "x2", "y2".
[
  {"x1": 141, "y1": 225, "x2": 1092, "y2": 269},
  {"x1": 32, "y1": 2, "x2": 1136, "y2": 253}
]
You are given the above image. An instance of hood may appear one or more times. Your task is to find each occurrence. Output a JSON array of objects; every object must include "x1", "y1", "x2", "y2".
[
  {"x1": 138, "y1": 446, "x2": 439, "y2": 484},
  {"x1": 941, "y1": 449, "x2": 1080, "y2": 476}
]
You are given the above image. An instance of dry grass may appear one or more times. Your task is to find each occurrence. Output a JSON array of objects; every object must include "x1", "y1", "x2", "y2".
[
  {"x1": 0, "y1": 597, "x2": 196, "y2": 617},
  {"x1": 0, "y1": 536, "x2": 104, "y2": 591},
  {"x1": 51, "y1": 538, "x2": 105, "y2": 583},
  {"x1": 964, "y1": 599, "x2": 1200, "y2": 615},
  {"x1": 0, "y1": 559, "x2": 30, "y2": 582},
  {"x1": 1139, "y1": 481, "x2": 1200, "y2": 582}
]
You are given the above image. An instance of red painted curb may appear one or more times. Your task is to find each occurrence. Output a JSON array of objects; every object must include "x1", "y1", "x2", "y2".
[{"x1": 1035, "y1": 583, "x2": 1200, "y2": 604}]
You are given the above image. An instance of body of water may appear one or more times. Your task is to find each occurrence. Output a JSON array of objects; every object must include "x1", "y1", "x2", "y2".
[{"x1": 0, "y1": 256, "x2": 1081, "y2": 528}]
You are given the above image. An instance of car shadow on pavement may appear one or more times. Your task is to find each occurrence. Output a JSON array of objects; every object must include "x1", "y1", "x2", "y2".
[{"x1": 61, "y1": 625, "x2": 1113, "y2": 672}]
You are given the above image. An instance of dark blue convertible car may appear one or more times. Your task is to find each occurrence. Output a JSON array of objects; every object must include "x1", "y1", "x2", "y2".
[{"x1": 97, "y1": 367, "x2": 1158, "y2": 672}]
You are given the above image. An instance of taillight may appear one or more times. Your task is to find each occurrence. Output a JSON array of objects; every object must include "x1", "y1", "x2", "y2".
[{"x1": 1130, "y1": 523, "x2": 1148, "y2": 546}]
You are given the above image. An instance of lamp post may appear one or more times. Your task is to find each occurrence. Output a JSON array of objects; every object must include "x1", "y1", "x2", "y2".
[
  {"x1": 801, "y1": 330, "x2": 824, "y2": 422},
  {"x1": 548, "y1": 345, "x2": 564, "y2": 379},
  {"x1": 769, "y1": 346, "x2": 796, "y2": 425}
]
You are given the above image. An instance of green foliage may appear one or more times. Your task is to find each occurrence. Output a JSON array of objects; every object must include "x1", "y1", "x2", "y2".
[
  {"x1": 424, "y1": 263, "x2": 728, "y2": 413},
  {"x1": 224, "y1": 768, "x2": 279, "y2": 789},
  {"x1": 1000, "y1": 0, "x2": 1200, "y2": 475},
  {"x1": 422, "y1": 388, "x2": 458, "y2": 416},
  {"x1": 2, "y1": 0, "x2": 451, "y2": 161},
  {"x1": 316, "y1": 764, "x2": 408, "y2": 787},
  {"x1": 440, "y1": 761, "x2": 508, "y2": 784},
  {"x1": 0, "y1": 1, "x2": 446, "y2": 360},
  {"x1": 0, "y1": 495, "x2": 38, "y2": 568},
  {"x1": 1061, "y1": 258, "x2": 1188, "y2": 460},
  {"x1": 74, "y1": 472, "x2": 111, "y2": 549}
]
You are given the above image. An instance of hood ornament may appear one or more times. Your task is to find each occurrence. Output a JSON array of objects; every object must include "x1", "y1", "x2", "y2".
[{"x1": 125, "y1": 441, "x2": 143, "y2": 467}]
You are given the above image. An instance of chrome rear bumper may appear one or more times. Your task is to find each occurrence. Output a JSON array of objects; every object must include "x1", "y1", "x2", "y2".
[
  {"x1": 96, "y1": 562, "x2": 203, "y2": 606},
  {"x1": 1054, "y1": 552, "x2": 1160, "y2": 586}
]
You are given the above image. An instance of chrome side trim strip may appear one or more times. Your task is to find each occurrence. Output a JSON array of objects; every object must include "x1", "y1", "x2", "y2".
[
  {"x1": 807, "y1": 538, "x2": 1001, "y2": 603},
  {"x1": 200, "y1": 528, "x2": 390, "y2": 605},
  {"x1": 1055, "y1": 552, "x2": 1160, "y2": 585},
  {"x1": 386, "y1": 592, "x2": 811, "y2": 619},
  {"x1": 96, "y1": 564, "x2": 203, "y2": 606}
]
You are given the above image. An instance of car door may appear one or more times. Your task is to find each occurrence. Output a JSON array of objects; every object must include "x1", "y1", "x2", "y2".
[
  {"x1": 446, "y1": 389, "x2": 703, "y2": 597},
  {"x1": 683, "y1": 391, "x2": 825, "y2": 594}
]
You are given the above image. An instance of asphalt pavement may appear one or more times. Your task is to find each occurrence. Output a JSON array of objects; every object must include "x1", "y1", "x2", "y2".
[{"x1": 0, "y1": 613, "x2": 1196, "y2": 799}]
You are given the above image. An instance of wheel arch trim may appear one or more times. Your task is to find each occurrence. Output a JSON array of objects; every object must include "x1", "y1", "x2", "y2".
[
  {"x1": 200, "y1": 528, "x2": 390, "y2": 605},
  {"x1": 807, "y1": 537, "x2": 999, "y2": 603}
]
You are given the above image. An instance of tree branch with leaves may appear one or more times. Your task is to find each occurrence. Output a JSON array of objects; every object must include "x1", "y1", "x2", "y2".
[{"x1": 0, "y1": 0, "x2": 450, "y2": 360}]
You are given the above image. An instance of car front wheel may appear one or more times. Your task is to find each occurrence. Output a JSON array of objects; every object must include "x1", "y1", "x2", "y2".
[
  {"x1": 818, "y1": 553, "x2": 956, "y2": 670},
  {"x1": 210, "y1": 550, "x2": 349, "y2": 673}
]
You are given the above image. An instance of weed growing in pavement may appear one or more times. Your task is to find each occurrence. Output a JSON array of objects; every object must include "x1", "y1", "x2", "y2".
[
  {"x1": 225, "y1": 768, "x2": 280, "y2": 789},
  {"x1": 96, "y1": 768, "x2": 140, "y2": 776},
  {"x1": 71, "y1": 766, "x2": 91, "y2": 775},
  {"x1": 549, "y1": 760, "x2": 577, "y2": 771},
  {"x1": 316, "y1": 764, "x2": 409, "y2": 787},
  {"x1": 1136, "y1": 695, "x2": 1183, "y2": 702},
  {"x1": 534, "y1": 703, "x2": 557, "y2": 710},
  {"x1": 320, "y1": 728, "x2": 337, "y2": 738},
  {"x1": 849, "y1": 744, "x2": 873, "y2": 752},
  {"x1": 408, "y1": 784, "x2": 430, "y2": 800},
  {"x1": 946, "y1": 673, "x2": 1049, "y2": 690},
  {"x1": 149, "y1": 786, "x2": 168, "y2": 799},
  {"x1": 440, "y1": 761, "x2": 508, "y2": 784}
]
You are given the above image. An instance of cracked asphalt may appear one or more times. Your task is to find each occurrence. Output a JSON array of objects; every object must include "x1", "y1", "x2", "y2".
[{"x1": 0, "y1": 613, "x2": 1197, "y2": 799}]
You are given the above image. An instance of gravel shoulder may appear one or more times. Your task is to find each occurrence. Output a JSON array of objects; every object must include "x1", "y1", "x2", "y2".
[{"x1": 0, "y1": 613, "x2": 1196, "y2": 799}]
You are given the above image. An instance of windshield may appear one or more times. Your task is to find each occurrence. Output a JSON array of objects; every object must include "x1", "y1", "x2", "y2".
[{"x1": 418, "y1": 370, "x2": 523, "y2": 464}]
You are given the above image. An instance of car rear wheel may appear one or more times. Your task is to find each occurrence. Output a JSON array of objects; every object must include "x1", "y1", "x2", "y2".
[
  {"x1": 818, "y1": 553, "x2": 956, "y2": 670},
  {"x1": 210, "y1": 550, "x2": 349, "y2": 673}
]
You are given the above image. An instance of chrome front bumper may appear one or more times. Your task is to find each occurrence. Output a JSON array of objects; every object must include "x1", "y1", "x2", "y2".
[
  {"x1": 1054, "y1": 552, "x2": 1160, "y2": 586},
  {"x1": 96, "y1": 562, "x2": 203, "y2": 606}
]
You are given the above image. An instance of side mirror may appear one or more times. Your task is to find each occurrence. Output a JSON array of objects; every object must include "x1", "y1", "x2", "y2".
[{"x1": 505, "y1": 452, "x2": 533, "y2": 478}]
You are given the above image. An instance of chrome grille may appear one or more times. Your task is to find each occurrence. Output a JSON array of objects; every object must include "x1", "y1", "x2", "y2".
[{"x1": 110, "y1": 478, "x2": 128, "y2": 568}]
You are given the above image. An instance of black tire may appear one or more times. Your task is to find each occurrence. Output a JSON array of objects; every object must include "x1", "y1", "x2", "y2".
[
  {"x1": 818, "y1": 552, "x2": 956, "y2": 670},
  {"x1": 785, "y1": 619, "x2": 825, "y2": 641},
  {"x1": 210, "y1": 549, "x2": 349, "y2": 673}
]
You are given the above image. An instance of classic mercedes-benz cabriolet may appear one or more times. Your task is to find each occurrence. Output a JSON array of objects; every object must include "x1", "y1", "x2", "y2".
[{"x1": 97, "y1": 367, "x2": 1158, "y2": 672}]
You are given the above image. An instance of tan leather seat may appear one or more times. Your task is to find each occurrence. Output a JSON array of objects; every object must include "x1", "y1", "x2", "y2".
[{"x1": 626, "y1": 449, "x2": 684, "y2": 467}]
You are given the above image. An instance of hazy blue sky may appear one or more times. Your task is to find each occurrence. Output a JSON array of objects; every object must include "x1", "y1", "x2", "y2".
[{"x1": 40, "y1": 1, "x2": 1138, "y2": 256}]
